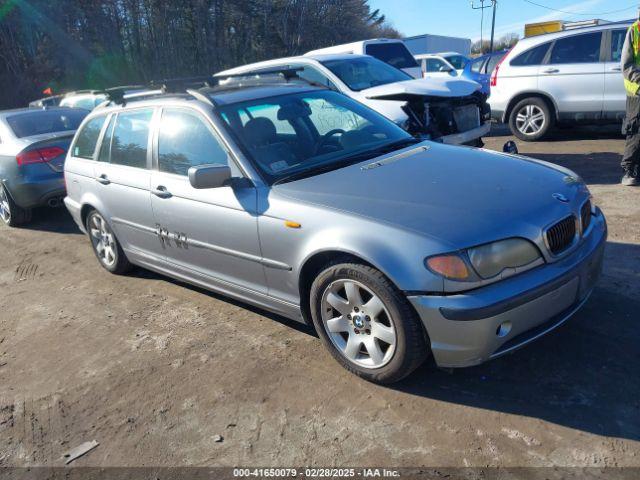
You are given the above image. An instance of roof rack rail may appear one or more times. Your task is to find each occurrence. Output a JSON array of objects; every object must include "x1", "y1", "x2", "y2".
[
  {"x1": 215, "y1": 66, "x2": 328, "y2": 90},
  {"x1": 150, "y1": 75, "x2": 217, "y2": 92},
  {"x1": 221, "y1": 66, "x2": 304, "y2": 81}
]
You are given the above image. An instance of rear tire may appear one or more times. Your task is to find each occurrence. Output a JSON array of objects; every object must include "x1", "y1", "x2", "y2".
[
  {"x1": 310, "y1": 262, "x2": 428, "y2": 384},
  {"x1": 85, "y1": 209, "x2": 132, "y2": 274},
  {"x1": 509, "y1": 97, "x2": 555, "y2": 141},
  {"x1": 0, "y1": 184, "x2": 32, "y2": 227}
]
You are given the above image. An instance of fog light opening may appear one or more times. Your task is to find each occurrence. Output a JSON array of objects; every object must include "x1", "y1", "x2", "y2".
[{"x1": 496, "y1": 321, "x2": 512, "y2": 338}]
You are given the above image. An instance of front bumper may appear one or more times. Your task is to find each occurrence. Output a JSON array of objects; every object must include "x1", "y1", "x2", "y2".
[
  {"x1": 440, "y1": 121, "x2": 491, "y2": 145},
  {"x1": 408, "y1": 210, "x2": 607, "y2": 368}
]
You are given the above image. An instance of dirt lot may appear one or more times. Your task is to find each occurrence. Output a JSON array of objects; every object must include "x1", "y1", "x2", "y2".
[{"x1": 0, "y1": 125, "x2": 639, "y2": 469}]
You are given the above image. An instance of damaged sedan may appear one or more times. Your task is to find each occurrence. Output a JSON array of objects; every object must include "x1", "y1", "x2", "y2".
[{"x1": 216, "y1": 54, "x2": 491, "y2": 146}]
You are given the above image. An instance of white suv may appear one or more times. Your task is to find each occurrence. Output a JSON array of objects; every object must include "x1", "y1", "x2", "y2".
[{"x1": 490, "y1": 21, "x2": 630, "y2": 141}]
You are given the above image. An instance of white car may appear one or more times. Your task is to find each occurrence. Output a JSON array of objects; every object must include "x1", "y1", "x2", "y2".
[
  {"x1": 216, "y1": 54, "x2": 490, "y2": 146},
  {"x1": 305, "y1": 38, "x2": 423, "y2": 79},
  {"x1": 415, "y1": 52, "x2": 470, "y2": 78},
  {"x1": 490, "y1": 21, "x2": 630, "y2": 141}
]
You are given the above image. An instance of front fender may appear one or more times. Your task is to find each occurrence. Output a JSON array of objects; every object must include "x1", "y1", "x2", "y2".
[{"x1": 258, "y1": 197, "x2": 448, "y2": 305}]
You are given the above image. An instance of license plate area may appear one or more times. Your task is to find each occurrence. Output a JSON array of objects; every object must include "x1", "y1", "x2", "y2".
[{"x1": 453, "y1": 105, "x2": 480, "y2": 132}]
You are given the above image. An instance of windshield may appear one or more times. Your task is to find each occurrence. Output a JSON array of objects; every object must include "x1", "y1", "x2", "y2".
[
  {"x1": 365, "y1": 42, "x2": 419, "y2": 69},
  {"x1": 444, "y1": 55, "x2": 469, "y2": 70},
  {"x1": 218, "y1": 90, "x2": 414, "y2": 184},
  {"x1": 6, "y1": 109, "x2": 88, "y2": 138},
  {"x1": 321, "y1": 56, "x2": 412, "y2": 92}
]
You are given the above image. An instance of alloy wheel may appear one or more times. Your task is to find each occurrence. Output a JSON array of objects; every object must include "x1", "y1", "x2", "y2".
[
  {"x1": 89, "y1": 213, "x2": 117, "y2": 267},
  {"x1": 515, "y1": 104, "x2": 546, "y2": 136},
  {"x1": 0, "y1": 187, "x2": 11, "y2": 224},
  {"x1": 320, "y1": 279, "x2": 396, "y2": 369}
]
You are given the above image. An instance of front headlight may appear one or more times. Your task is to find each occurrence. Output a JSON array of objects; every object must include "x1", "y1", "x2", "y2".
[
  {"x1": 425, "y1": 238, "x2": 542, "y2": 282},
  {"x1": 468, "y1": 238, "x2": 541, "y2": 279}
]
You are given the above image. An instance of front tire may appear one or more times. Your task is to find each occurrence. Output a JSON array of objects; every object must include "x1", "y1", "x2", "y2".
[
  {"x1": 509, "y1": 97, "x2": 554, "y2": 141},
  {"x1": 0, "y1": 184, "x2": 32, "y2": 227},
  {"x1": 86, "y1": 209, "x2": 132, "y2": 274},
  {"x1": 310, "y1": 262, "x2": 428, "y2": 384}
]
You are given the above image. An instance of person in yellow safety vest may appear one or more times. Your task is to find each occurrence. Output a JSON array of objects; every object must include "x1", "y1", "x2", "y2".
[{"x1": 621, "y1": 13, "x2": 640, "y2": 186}]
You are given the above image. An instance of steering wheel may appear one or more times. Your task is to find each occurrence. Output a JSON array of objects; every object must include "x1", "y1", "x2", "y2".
[{"x1": 313, "y1": 129, "x2": 346, "y2": 156}]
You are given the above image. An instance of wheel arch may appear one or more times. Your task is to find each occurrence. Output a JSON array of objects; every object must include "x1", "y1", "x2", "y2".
[{"x1": 298, "y1": 250, "x2": 380, "y2": 325}]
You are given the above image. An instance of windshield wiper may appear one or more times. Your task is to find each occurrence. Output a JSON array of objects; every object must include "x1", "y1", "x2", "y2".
[
  {"x1": 273, "y1": 159, "x2": 356, "y2": 185},
  {"x1": 338, "y1": 137, "x2": 421, "y2": 163}
]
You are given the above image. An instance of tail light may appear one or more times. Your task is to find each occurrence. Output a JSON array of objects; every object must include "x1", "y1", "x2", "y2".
[
  {"x1": 16, "y1": 147, "x2": 65, "y2": 166},
  {"x1": 490, "y1": 49, "x2": 511, "y2": 88}
]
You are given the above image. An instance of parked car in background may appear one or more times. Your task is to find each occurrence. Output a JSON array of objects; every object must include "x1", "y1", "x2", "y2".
[
  {"x1": 217, "y1": 54, "x2": 490, "y2": 145},
  {"x1": 59, "y1": 91, "x2": 108, "y2": 110},
  {"x1": 462, "y1": 50, "x2": 509, "y2": 96},
  {"x1": 64, "y1": 80, "x2": 606, "y2": 383},
  {"x1": 305, "y1": 39, "x2": 422, "y2": 78},
  {"x1": 442, "y1": 52, "x2": 471, "y2": 71},
  {"x1": 29, "y1": 87, "x2": 150, "y2": 112},
  {"x1": 416, "y1": 52, "x2": 470, "y2": 76},
  {"x1": 414, "y1": 54, "x2": 459, "y2": 79},
  {"x1": 29, "y1": 95, "x2": 64, "y2": 108},
  {"x1": 490, "y1": 21, "x2": 630, "y2": 141},
  {"x1": 0, "y1": 107, "x2": 88, "y2": 226}
]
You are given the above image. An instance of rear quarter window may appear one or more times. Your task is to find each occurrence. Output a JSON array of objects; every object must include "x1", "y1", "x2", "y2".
[
  {"x1": 73, "y1": 116, "x2": 107, "y2": 159},
  {"x1": 510, "y1": 42, "x2": 552, "y2": 66}
]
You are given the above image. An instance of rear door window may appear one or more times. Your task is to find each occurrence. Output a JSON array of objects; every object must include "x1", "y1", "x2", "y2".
[
  {"x1": 72, "y1": 116, "x2": 107, "y2": 159},
  {"x1": 109, "y1": 109, "x2": 153, "y2": 168},
  {"x1": 158, "y1": 108, "x2": 230, "y2": 176},
  {"x1": 611, "y1": 29, "x2": 626, "y2": 62},
  {"x1": 511, "y1": 42, "x2": 552, "y2": 66},
  {"x1": 365, "y1": 43, "x2": 418, "y2": 69},
  {"x1": 549, "y1": 32, "x2": 602, "y2": 64}
]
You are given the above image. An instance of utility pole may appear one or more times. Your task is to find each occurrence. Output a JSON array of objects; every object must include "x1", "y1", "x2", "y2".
[
  {"x1": 471, "y1": 0, "x2": 497, "y2": 53},
  {"x1": 489, "y1": 0, "x2": 497, "y2": 53}
]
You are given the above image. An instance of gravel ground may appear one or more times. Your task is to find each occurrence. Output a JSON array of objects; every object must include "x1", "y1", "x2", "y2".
[{"x1": 0, "y1": 125, "x2": 638, "y2": 468}]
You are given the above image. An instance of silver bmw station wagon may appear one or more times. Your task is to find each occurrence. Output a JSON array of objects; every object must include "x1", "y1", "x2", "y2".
[{"x1": 63, "y1": 78, "x2": 606, "y2": 384}]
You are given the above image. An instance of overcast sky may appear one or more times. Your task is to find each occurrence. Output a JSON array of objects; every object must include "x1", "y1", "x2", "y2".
[{"x1": 369, "y1": 0, "x2": 638, "y2": 40}]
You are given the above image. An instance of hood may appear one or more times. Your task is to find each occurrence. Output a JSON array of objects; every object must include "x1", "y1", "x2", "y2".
[
  {"x1": 362, "y1": 77, "x2": 481, "y2": 101},
  {"x1": 274, "y1": 143, "x2": 588, "y2": 250}
]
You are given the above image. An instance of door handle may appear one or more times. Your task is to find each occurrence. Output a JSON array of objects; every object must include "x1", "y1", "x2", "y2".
[
  {"x1": 96, "y1": 174, "x2": 110, "y2": 185},
  {"x1": 610, "y1": 66, "x2": 622, "y2": 72},
  {"x1": 543, "y1": 68, "x2": 559, "y2": 74},
  {"x1": 151, "y1": 185, "x2": 172, "y2": 199}
]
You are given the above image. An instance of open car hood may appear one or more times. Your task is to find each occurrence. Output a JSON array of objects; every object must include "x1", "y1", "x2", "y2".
[{"x1": 362, "y1": 77, "x2": 481, "y2": 101}]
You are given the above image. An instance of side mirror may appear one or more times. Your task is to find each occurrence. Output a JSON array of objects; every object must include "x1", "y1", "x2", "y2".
[
  {"x1": 503, "y1": 141, "x2": 519, "y2": 155},
  {"x1": 188, "y1": 164, "x2": 232, "y2": 189},
  {"x1": 439, "y1": 66, "x2": 453, "y2": 73}
]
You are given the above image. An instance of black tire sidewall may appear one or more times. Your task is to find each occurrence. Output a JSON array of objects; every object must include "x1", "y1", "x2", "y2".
[
  {"x1": 310, "y1": 262, "x2": 427, "y2": 384},
  {"x1": 0, "y1": 184, "x2": 31, "y2": 227},
  {"x1": 509, "y1": 97, "x2": 554, "y2": 141}
]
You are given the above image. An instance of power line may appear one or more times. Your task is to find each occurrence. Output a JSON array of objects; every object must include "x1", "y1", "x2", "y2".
[{"x1": 522, "y1": 0, "x2": 637, "y2": 16}]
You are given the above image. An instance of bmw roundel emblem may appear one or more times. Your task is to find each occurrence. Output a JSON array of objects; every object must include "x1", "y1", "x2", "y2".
[{"x1": 553, "y1": 193, "x2": 569, "y2": 203}]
